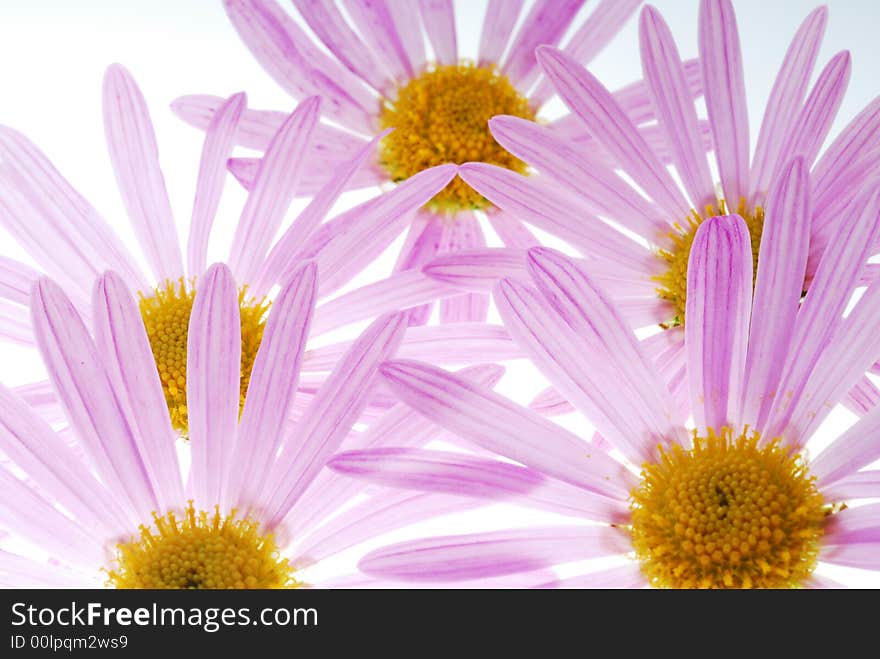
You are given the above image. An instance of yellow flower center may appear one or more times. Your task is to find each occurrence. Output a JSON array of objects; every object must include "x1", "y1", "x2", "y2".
[
  {"x1": 106, "y1": 502, "x2": 297, "y2": 589},
  {"x1": 653, "y1": 201, "x2": 764, "y2": 327},
  {"x1": 378, "y1": 63, "x2": 535, "y2": 213},
  {"x1": 139, "y1": 279, "x2": 268, "y2": 435},
  {"x1": 630, "y1": 428, "x2": 832, "y2": 589}
]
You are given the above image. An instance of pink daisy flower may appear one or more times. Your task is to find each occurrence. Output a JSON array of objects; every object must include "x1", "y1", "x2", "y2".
[
  {"x1": 0, "y1": 63, "x2": 461, "y2": 436},
  {"x1": 172, "y1": 0, "x2": 705, "y2": 324},
  {"x1": 429, "y1": 1, "x2": 879, "y2": 410},
  {"x1": 328, "y1": 210, "x2": 880, "y2": 588},
  {"x1": 0, "y1": 262, "x2": 492, "y2": 588}
]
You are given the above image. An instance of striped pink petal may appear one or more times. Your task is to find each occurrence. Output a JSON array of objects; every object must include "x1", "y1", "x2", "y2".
[
  {"x1": 685, "y1": 215, "x2": 752, "y2": 432},
  {"x1": 699, "y1": 0, "x2": 750, "y2": 205},
  {"x1": 0, "y1": 256, "x2": 38, "y2": 307},
  {"x1": 229, "y1": 96, "x2": 320, "y2": 285},
  {"x1": 821, "y1": 471, "x2": 880, "y2": 502},
  {"x1": 437, "y1": 213, "x2": 490, "y2": 323},
  {"x1": 821, "y1": 504, "x2": 880, "y2": 570},
  {"x1": 186, "y1": 263, "x2": 241, "y2": 509},
  {"x1": 812, "y1": 406, "x2": 880, "y2": 488},
  {"x1": 343, "y1": 0, "x2": 416, "y2": 81},
  {"x1": 103, "y1": 64, "x2": 182, "y2": 283},
  {"x1": 479, "y1": 0, "x2": 523, "y2": 67},
  {"x1": 535, "y1": 563, "x2": 647, "y2": 589},
  {"x1": 418, "y1": 0, "x2": 457, "y2": 65}
]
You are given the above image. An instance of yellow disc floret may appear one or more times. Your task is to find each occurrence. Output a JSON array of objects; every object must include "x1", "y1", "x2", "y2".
[
  {"x1": 139, "y1": 279, "x2": 268, "y2": 435},
  {"x1": 379, "y1": 63, "x2": 535, "y2": 213},
  {"x1": 107, "y1": 502, "x2": 297, "y2": 589},
  {"x1": 630, "y1": 428, "x2": 831, "y2": 589},
  {"x1": 653, "y1": 200, "x2": 764, "y2": 327}
]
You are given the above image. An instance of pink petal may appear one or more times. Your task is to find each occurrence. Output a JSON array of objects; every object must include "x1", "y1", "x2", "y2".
[
  {"x1": 224, "y1": 0, "x2": 375, "y2": 132},
  {"x1": 495, "y1": 253, "x2": 678, "y2": 465},
  {"x1": 685, "y1": 215, "x2": 753, "y2": 432},
  {"x1": 501, "y1": 0, "x2": 585, "y2": 90},
  {"x1": 740, "y1": 158, "x2": 810, "y2": 429},
  {"x1": 380, "y1": 359, "x2": 634, "y2": 499},
  {"x1": 392, "y1": 212, "x2": 446, "y2": 326},
  {"x1": 187, "y1": 92, "x2": 246, "y2": 278},
  {"x1": 699, "y1": 0, "x2": 750, "y2": 204},
  {"x1": 536, "y1": 46, "x2": 690, "y2": 219},
  {"x1": 257, "y1": 129, "x2": 390, "y2": 296},
  {"x1": 30, "y1": 278, "x2": 155, "y2": 522},
  {"x1": 103, "y1": 64, "x2": 183, "y2": 283},
  {"x1": 749, "y1": 7, "x2": 827, "y2": 201},
  {"x1": 230, "y1": 262, "x2": 316, "y2": 508},
  {"x1": 422, "y1": 247, "x2": 529, "y2": 291},
  {"x1": 821, "y1": 504, "x2": 880, "y2": 569},
  {"x1": 314, "y1": 164, "x2": 457, "y2": 293},
  {"x1": 0, "y1": 255, "x2": 39, "y2": 307},
  {"x1": 0, "y1": 300, "x2": 33, "y2": 346},
  {"x1": 478, "y1": 0, "x2": 524, "y2": 67},
  {"x1": 639, "y1": 6, "x2": 715, "y2": 210},
  {"x1": 487, "y1": 209, "x2": 540, "y2": 249},
  {"x1": 489, "y1": 116, "x2": 668, "y2": 240},
  {"x1": 291, "y1": 0, "x2": 392, "y2": 92},
  {"x1": 821, "y1": 471, "x2": 880, "y2": 502},
  {"x1": 327, "y1": 447, "x2": 629, "y2": 523},
  {"x1": 186, "y1": 263, "x2": 241, "y2": 509},
  {"x1": 92, "y1": 272, "x2": 184, "y2": 510},
  {"x1": 358, "y1": 526, "x2": 631, "y2": 582},
  {"x1": 438, "y1": 214, "x2": 490, "y2": 323},
  {"x1": 342, "y1": 0, "x2": 416, "y2": 81},
  {"x1": 812, "y1": 406, "x2": 880, "y2": 487},
  {"x1": 418, "y1": 0, "x2": 457, "y2": 65},
  {"x1": 260, "y1": 313, "x2": 406, "y2": 528},
  {"x1": 535, "y1": 563, "x2": 647, "y2": 589},
  {"x1": 229, "y1": 96, "x2": 320, "y2": 285},
  {"x1": 460, "y1": 160, "x2": 658, "y2": 272}
]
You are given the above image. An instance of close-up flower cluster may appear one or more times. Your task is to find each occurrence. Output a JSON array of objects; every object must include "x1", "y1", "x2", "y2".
[{"x1": 0, "y1": 0, "x2": 877, "y2": 592}]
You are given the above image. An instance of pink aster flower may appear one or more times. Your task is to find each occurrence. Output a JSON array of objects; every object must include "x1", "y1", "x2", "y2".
[
  {"x1": 328, "y1": 212, "x2": 880, "y2": 588},
  {"x1": 0, "y1": 63, "x2": 466, "y2": 436},
  {"x1": 172, "y1": 0, "x2": 705, "y2": 324},
  {"x1": 0, "y1": 261, "x2": 492, "y2": 588},
  {"x1": 431, "y1": 0, "x2": 879, "y2": 411}
]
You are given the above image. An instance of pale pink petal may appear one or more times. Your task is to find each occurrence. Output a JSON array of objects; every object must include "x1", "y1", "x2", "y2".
[
  {"x1": 508, "y1": 250, "x2": 681, "y2": 460},
  {"x1": 822, "y1": 471, "x2": 880, "y2": 502},
  {"x1": 418, "y1": 0, "x2": 457, "y2": 65},
  {"x1": 30, "y1": 279, "x2": 155, "y2": 522},
  {"x1": 257, "y1": 129, "x2": 390, "y2": 296},
  {"x1": 304, "y1": 323, "x2": 522, "y2": 371},
  {"x1": 380, "y1": 359, "x2": 634, "y2": 499},
  {"x1": 479, "y1": 0, "x2": 524, "y2": 67},
  {"x1": 489, "y1": 115, "x2": 667, "y2": 241},
  {"x1": 229, "y1": 96, "x2": 320, "y2": 285},
  {"x1": 343, "y1": 0, "x2": 416, "y2": 81},
  {"x1": 0, "y1": 385, "x2": 126, "y2": 536},
  {"x1": 699, "y1": 0, "x2": 750, "y2": 204},
  {"x1": 740, "y1": 158, "x2": 810, "y2": 429},
  {"x1": 392, "y1": 212, "x2": 445, "y2": 326},
  {"x1": 763, "y1": 189, "x2": 880, "y2": 441},
  {"x1": 686, "y1": 215, "x2": 752, "y2": 432},
  {"x1": 224, "y1": 0, "x2": 375, "y2": 132},
  {"x1": 387, "y1": 0, "x2": 427, "y2": 74},
  {"x1": 259, "y1": 313, "x2": 406, "y2": 528},
  {"x1": 536, "y1": 46, "x2": 690, "y2": 219},
  {"x1": 531, "y1": 0, "x2": 641, "y2": 106},
  {"x1": 749, "y1": 7, "x2": 828, "y2": 201},
  {"x1": 311, "y1": 270, "x2": 462, "y2": 336},
  {"x1": 528, "y1": 386, "x2": 574, "y2": 417},
  {"x1": 843, "y1": 376, "x2": 880, "y2": 417},
  {"x1": 231, "y1": 262, "x2": 316, "y2": 508},
  {"x1": 103, "y1": 64, "x2": 183, "y2": 283},
  {"x1": 187, "y1": 92, "x2": 246, "y2": 278},
  {"x1": 292, "y1": 0, "x2": 392, "y2": 92},
  {"x1": 293, "y1": 490, "x2": 480, "y2": 567},
  {"x1": 438, "y1": 214, "x2": 490, "y2": 323},
  {"x1": 0, "y1": 550, "x2": 89, "y2": 588},
  {"x1": 358, "y1": 526, "x2": 631, "y2": 582},
  {"x1": 640, "y1": 6, "x2": 715, "y2": 210},
  {"x1": 0, "y1": 256, "x2": 39, "y2": 306},
  {"x1": 328, "y1": 447, "x2": 629, "y2": 523},
  {"x1": 812, "y1": 406, "x2": 880, "y2": 487},
  {"x1": 805, "y1": 574, "x2": 846, "y2": 589},
  {"x1": 775, "y1": 51, "x2": 851, "y2": 175},
  {"x1": 314, "y1": 164, "x2": 457, "y2": 293},
  {"x1": 821, "y1": 504, "x2": 880, "y2": 569},
  {"x1": 0, "y1": 129, "x2": 146, "y2": 297},
  {"x1": 186, "y1": 263, "x2": 241, "y2": 509},
  {"x1": 502, "y1": 0, "x2": 585, "y2": 90},
  {"x1": 460, "y1": 161, "x2": 659, "y2": 272},
  {"x1": 535, "y1": 563, "x2": 647, "y2": 589},
  {"x1": 422, "y1": 248, "x2": 529, "y2": 291},
  {"x1": 319, "y1": 569, "x2": 556, "y2": 589},
  {"x1": 487, "y1": 209, "x2": 540, "y2": 248},
  {"x1": 92, "y1": 272, "x2": 184, "y2": 510},
  {"x1": 0, "y1": 300, "x2": 33, "y2": 346}
]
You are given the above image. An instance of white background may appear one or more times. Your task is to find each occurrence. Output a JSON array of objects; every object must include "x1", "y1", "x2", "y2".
[{"x1": 0, "y1": 0, "x2": 878, "y2": 587}]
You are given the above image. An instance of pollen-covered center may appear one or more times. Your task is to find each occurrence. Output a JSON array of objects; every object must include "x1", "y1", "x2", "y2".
[
  {"x1": 653, "y1": 202, "x2": 764, "y2": 327},
  {"x1": 630, "y1": 428, "x2": 830, "y2": 589},
  {"x1": 139, "y1": 279, "x2": 268, "y2": 435},
  {"x1": 106, "y1": 503, "x2": 297, "y2": 589},
  {"x1": 378, "y1": 63, "x2": 535, "y2": 213}
]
